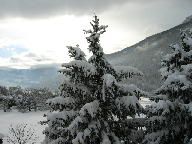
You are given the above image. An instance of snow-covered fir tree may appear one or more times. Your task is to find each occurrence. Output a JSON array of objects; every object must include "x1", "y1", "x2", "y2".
[
  {"x1": 42, "y1": 15, "x2": 146, "y2": 144},
  {"x1": 144, "y1": 30, "x2": 192, "y2": 144}
]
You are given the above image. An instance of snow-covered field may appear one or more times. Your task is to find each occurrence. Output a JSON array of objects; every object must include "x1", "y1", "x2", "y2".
[
  {"x1": 0, "y1": 99, "x2": 150, "y2": 144},
  {"x1": 0, "y1": 110, "x2": 47, "y2": 144}
]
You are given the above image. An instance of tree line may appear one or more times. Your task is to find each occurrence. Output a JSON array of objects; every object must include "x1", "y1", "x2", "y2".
[{"x1": 0, "y1": 86, "x2": 58, "y2": 112}]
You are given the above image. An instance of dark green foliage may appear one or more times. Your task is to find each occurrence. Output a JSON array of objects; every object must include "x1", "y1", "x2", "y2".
[
  {"x1": 144, "y1": 30, "x2": 192, "y2": 144},
  {"x1": 43, "y1": 16, "x2": 145, "y2": 144}
]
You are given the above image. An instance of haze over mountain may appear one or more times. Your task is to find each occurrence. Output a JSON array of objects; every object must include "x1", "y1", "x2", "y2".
[
  {"x1": 107, "y1": 16, "x2": 192, "y2": 91},
  {"x1": 0, "y1": 16, "x2": 192, "y2": 91},
  {"x1": 0, "y1": 65, "x2": 62, "y2": 90}
]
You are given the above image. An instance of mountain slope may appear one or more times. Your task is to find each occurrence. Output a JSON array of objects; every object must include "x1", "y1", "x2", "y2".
[
  {"x1": 0, "y1": 18, "x2": 192, "y2": 91},
  {"x1": 106, "y1": 19, "x2": 192, "y2": 91}
]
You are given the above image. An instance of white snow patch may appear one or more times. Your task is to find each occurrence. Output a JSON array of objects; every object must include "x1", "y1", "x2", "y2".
[
  {"x1": 115, "y1": 96, "x2": 142, "y2": 112},
  {"x1": 80, "y1": 100, "x2": 100, "y2": 118},
  {"x1": 102, "y1": 132, "x2": 111, "y2": 144},
  {"x1": 62, "y1": 60, "x2": 96, "y2": 76},
  {"x1": 0, "y1": 110, "x2": 46, "y2": 144},
  {"x1": 103, "y1": 74, "x2": 116, "y2": 87}
]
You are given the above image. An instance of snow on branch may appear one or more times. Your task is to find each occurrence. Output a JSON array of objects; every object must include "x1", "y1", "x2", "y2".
[
  {"x1": 183, "y1": 36, "x2": 192, "y2": 46},
  {"x1": 147, "y1": 116, "x2": 166, "y2": 125},
  {"x1": 102, "y1": 74, "x2": 119, "y2": 101},
  {"x1": 46, "y1": 96, "x2": 75, "y2": 110},
  {"x1": 68, "y1": 116, "x2": 84, "y2": 136},
  {"x1": 102, "y1": 74, "x2": 117, "y2": 88},
  {"x1": 146, "y1": 100, "x2": 174, "y2": 115},
  {"x1": 72, "y1": 120, "x2": 101, "y2": 144},
  {"x1": 62, "y1": 60, "x2": 96, "y2": 76},
  {"x1": 67, "y1": 45, "x2": 86, "y2": 61},
  {"x1": 59, "y1": 80, "x2": 91, "y2": 99},
  {"x1": 68, "y1": 101, "x2": 101, "y2": 138},
  {"x1": 118, "y1": 83, "x2": 147, "y2": 98},
  {"x1": 184, "y1": 102, "x2": 192, "y2": 116},
  {"x1": 182, "y1": 64, "x2": 192, "y2": 78},
  {"x1": 72, "y1": 132, "x2": 84, "y2": 144},
  {"x1": 115, "y1": 95, "x2": 143, "y2": 114},
  {"x1": 47, "y1": 110, "x2": 77, "y2": 124},
  {"x1": 101, "y1": 131, "x2": 111, "y2": 144},
  {"x1": 80, "y1": 100, "x2": 100, "y2": 118},
  {"x1": 157, "y1": 73, "x2": 192, "y2": 93},
  {"x1": 143, "y1": 130, "x2": 169, "y2": 144},
  {"x1": 149, "y1": 94, "x2": 168, "y2": 102}
]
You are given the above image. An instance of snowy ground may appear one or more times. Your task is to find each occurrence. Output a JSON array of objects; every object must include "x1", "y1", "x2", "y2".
[
  {"x1": 0, "y1": 98, "x2": 151, "y2": 144},
  {"x1": 0, "y1": 110, "x2": 47, "y2": 144}
]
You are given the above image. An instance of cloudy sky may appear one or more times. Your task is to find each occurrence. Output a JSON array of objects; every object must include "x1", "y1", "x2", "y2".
[{"x1": 0, "y1": 0, "x2": 192, "y2": 69}]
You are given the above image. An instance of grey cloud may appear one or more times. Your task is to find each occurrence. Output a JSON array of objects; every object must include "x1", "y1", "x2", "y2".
[
  {"x1": 24, "y1": 53, "x2": 51, "y2": 61},
  {"x1": 10, "y1": 52, "x2": 53, "y2": 63},
  {"x1": 10, "y1": 57, "x2": 20, "y2": 63},
  {"x1": 103, "y1": 0, "x2": 192, "y2": 36},
  {"x1": 0, "y1": 0, "x2": 130, "y2": 18}
]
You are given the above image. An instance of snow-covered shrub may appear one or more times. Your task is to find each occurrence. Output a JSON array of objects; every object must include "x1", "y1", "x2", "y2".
[
  {"x1": 26, "y1": 88, "x2": 55, "y2": 111},
  {"x1": 1, "y1": 95, "x2": 17, "y2": 112},
  {"x1": 0, "y1": 87, "x2": 55, "y2": 112},
  {"x1": 16, "y1": 94, "x2": 36, "y2": 113},
  {"x1": 6, "y1": 123, "x2": 38, "y2": 144},
  {"x1": 0, "y1": 86, "x2": 8, "y2": 96}
]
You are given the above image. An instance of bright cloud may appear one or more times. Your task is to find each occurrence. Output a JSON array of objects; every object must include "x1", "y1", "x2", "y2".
[
  {"x1": 0, "y1": 0, "x2": 192, "y2": 68},
  {"x1": 0, "y1": 15, "x2": 141, "y2": 68},
  {"x1": 0, "y1": 16, "x2": 89, "y2": 68}
]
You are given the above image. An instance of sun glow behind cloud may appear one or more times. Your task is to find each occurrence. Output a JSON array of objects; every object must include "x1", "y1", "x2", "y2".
[
  {"x1": 0, "y1": 15, "x2": 89, "y2": 68},
  {"x1": 0, "y1": 15, "x2": 140, "y2": 69}
]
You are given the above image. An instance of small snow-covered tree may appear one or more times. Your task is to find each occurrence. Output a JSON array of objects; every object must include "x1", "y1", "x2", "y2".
[
  {"x1": 7, "y1": 123, "x2": 38, "y2": 144},
  {"x1": 0, "y1": 85, "x2": 8, "y2": 96},
  {"x1": 42, "y1": 15, "x2": 146, "y2": 144},
  {"x1": 22, "y1": 88, "x2": 53, "y2": 111},
  {"x1": 2, "y1": 95, "x2": 17, "y2": 112},
  {"x1": 16, "y1": 94, "x2": 36, "y2": 112},
  {"x1": 144, "y1": 30, "x2": 192, "y2": 144}
]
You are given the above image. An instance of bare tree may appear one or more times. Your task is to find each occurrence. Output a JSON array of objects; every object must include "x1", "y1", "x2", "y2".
[{"x1": 6, "y1": 123, "x2": 38, "y2": 144}]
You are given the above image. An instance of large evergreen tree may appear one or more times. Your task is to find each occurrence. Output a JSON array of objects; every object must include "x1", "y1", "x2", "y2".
[
  {"x1": 42, "y1": 15, "x2": 146, "y2": 144},
  {"x1": 144, "y1": 30, "x2": 192, "y2": 144}
]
